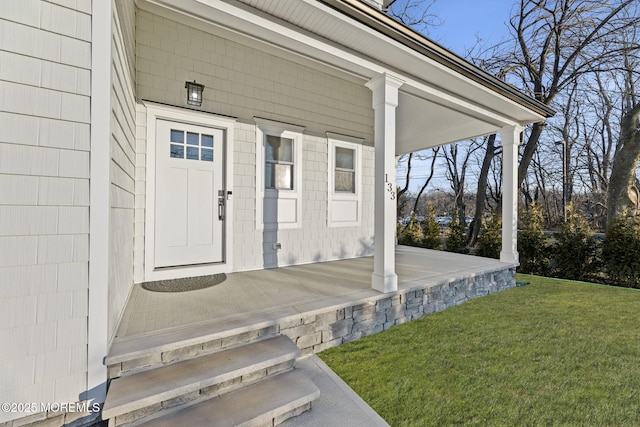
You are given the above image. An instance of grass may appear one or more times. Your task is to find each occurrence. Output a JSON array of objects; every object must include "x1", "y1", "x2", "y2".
[{"x1": 318, "y1": 275, "x2": 640, "y2": 426}]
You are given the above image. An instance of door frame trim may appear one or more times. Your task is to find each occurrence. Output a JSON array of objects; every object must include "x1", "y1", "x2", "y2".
[{"x1": 143, "y1": 102, "x2": 236, "y2": 282}]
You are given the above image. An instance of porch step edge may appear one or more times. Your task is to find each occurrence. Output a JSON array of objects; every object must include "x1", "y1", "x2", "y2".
[
  {"x1": 136, "y1": 369, "x2": 320, "y2": 427},
  {"x1": 107, "y1": 319, "x2": 279, "y2": 366},
  {"x1": 102, "y1": 335, "x2": 300, "y2": 420}
]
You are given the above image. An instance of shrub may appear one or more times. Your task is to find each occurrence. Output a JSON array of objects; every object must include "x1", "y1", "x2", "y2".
[
  {"x1": 398, "y1": 213, "x2": 423, "y2": 247},
  {"x1": 422, "y1": 206, "x2": 442, "y2": 250},
  {"x1": 518, "y1": 203, "x2": 550, "y2": 275},
  {"x1": 602, "y1": 213, "x2": 640, "y2": 287},
  {"x1": 551, "y1": 204, "x2": 600, "y2": 281},
  {"x1": 476, "y1": 212, "x2": 501, "y2": 259},
  {"x1": 445, "y1": 210, "x2": 469, "y2": 254}
]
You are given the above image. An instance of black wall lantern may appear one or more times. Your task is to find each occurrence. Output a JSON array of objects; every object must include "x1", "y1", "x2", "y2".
[{"x1": 185, "y1": 80, "x2": 204, "y2": 106}]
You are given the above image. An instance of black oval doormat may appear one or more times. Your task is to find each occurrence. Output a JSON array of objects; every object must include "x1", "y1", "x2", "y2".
[{"x1": 142, "y1": 273, "x2": 227, "y2": 293}]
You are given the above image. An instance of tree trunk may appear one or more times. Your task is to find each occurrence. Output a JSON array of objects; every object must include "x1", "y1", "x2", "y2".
[
  {"x1": 467, "y1": 134, "x2": 497, "y2": 246},
  {"x1": 517, "y1": 122, "x2": 544, "y2": 187},
  {"x1": 397, "y1": 153, "x2": 412, "y2": 218},
  {"x1": 411, "y1": 148, "x2": 439, "y2": 215},
  {"x1": 607, "y1": 103, "x2": 640, "y2": 225}
]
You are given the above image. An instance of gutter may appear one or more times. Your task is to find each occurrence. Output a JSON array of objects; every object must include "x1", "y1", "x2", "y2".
[{"x1": 318, "y1": 0, "x2": 556, "y2": 118}]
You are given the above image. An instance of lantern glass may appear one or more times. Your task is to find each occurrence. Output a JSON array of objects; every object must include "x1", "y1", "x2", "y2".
[{"x1": 185, "y1": 80, "x2": 204, "y2": 106}]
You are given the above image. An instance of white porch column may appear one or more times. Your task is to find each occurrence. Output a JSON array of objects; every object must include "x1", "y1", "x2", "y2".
[
  {"x1": 366, "y1": 73, "x2": 404, "y2": 292},
  {"x1": 500, "y1": 125, "x2": 523, "y2": 264}
]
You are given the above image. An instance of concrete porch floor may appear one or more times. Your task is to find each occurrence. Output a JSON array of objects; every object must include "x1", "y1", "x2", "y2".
[{"x1": 113, "y1": 246, "x2": 511, "y2": 347}]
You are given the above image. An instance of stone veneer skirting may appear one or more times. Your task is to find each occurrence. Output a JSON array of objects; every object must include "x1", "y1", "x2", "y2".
[{"x1": 278, "y1": 266, "x2": 516, "y2": 355}]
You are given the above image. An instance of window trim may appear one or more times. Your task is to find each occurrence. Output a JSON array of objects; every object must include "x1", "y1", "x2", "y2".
[
  {"x1": 327, "y1": 133, "x2": 363, "y2": 228},
  {"x1": 255, "y1": 118, "x2": 305, "y2": 230}
]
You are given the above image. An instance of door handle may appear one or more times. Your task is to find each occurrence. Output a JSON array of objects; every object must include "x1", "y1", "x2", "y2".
[{"x1": 218, "y1": 198, "x2": 225, "y2": 220}]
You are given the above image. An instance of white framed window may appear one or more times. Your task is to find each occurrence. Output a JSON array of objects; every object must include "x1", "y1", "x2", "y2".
[
  {"x1": 334, "y1": 146, "x2": 356, "y2": 193},
  {"x1": 265, "y1": 135, "x2": 294, "y2": 190},
  {"x1": 328, "y1": 133, "x2": 362, "y2": 227},
  {"x1": 255, "y1": 118, "x2": 305, "y2": 230}
]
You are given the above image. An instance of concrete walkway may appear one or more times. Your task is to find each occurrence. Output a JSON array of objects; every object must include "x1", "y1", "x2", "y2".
[{"x1": 281, "y1": 355, "x2": 390, "y2": 427}]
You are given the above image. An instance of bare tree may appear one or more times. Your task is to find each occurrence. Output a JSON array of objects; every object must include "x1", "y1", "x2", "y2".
[
  {"x1": 396, "y1": 149, "x2": 440, "y2": 218},
  {"x1": 503, "y1": 0, "x2": 640, "y2": 187},
  {"x1": 443, "y1": 140, "x2": 484, "y2": 224},
  {"x1": 388, "y1": 0, "x2": 640, "y2": 230},
  {"x1": 387, "y1": 0, "x2": 443, "y2": 35},
  {"x1": 585, "y1": 74, "x2": 617, "y2": 196},
  {"x1": 607, "y1": 39, "x2": 640, "y2": 223},
  {"x1": 396, "y1": 153, "x2": 413, "y2": 218},
  {"x1": 411, "y1": 148, "x2": 440, "y2": 215},
  {"x1": 607, "y1": 104, "x2": 640, "y2": 222},
  {"x1": 467, "y1": 134, "x2": 498, "y2": 245},
  {"x1": 488, "y1": 151, "x2": 504, "y2": 211},
  {"x1": 570, "y1": 73, "x2": 617, "y2": 227}
]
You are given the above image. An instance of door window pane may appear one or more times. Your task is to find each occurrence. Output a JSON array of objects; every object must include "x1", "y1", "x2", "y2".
[
  {"x1": 186, "y1": 146, "x2": 199, "y2": 160},
  {"x1": 187, "y1": 132, "x2": 199, "y2": 146},
  {"x1": 201, "y1": 148, "x2": 213, "y2": 162},
  {"x1": 170, "y1": 130, "x2": 184, "y2": 143},
  {"x1": 202, "y1": 134, "x2": 214, "y2": 147},
  {"x1": 170, "y1": 144, "x2": 184, "y2": 158}
]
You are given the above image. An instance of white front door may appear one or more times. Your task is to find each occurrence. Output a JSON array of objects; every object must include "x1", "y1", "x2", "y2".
[{"x1": 154, "y1": 119, "x2": 225, "y2": 268}]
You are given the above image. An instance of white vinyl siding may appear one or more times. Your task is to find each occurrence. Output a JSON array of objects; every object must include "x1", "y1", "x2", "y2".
[{"x1": 0, "y1": 1, "x2": 92, "y2": 423}]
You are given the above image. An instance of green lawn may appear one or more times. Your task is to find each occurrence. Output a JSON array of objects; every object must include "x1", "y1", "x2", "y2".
[{"x1": 319, "y1": 275, "x2": 640, "y2": 426}]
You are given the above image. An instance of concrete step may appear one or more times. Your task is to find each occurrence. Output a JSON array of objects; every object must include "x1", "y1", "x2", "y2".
[
  {"x1": 137, "y1": 370, "x2": 320, "y2": 427},
  {"x1": 103, "y1": 335, "x2": 300, "y2": 425},
  {"x1": 107, "y1": 323, "x2": 278, "y2": 377}
]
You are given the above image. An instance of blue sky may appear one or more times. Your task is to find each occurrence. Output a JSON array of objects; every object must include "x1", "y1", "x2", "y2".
[
  {"x1": 395, "y1": 0, "x2": 517, "y2": 194},
  {"x1": 423, "y1": 0, "x2": 515, "y2": 56}
]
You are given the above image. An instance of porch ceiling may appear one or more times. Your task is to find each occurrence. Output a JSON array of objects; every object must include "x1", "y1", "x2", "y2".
[
  {"x1": 396, "y1": 92, "x2": 501, "y2": 155},
  {"x1": 142, "y1": 0, "x2": 551, "y2": 154}
]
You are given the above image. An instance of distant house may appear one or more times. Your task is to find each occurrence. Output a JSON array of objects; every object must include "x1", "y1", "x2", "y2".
[{"x1": 0, "y1": 0, "x2": 553, "y2": 426}]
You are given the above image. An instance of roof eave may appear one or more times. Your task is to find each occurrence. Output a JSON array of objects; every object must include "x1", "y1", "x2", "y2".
[{"x1": 318, "y1": 0, "x2": 556, "y2": 119}]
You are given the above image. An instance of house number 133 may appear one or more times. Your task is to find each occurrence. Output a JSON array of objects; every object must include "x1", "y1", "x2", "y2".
[{"x1": 385, "y1": 174, "x2": 395, "y2": 200}]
